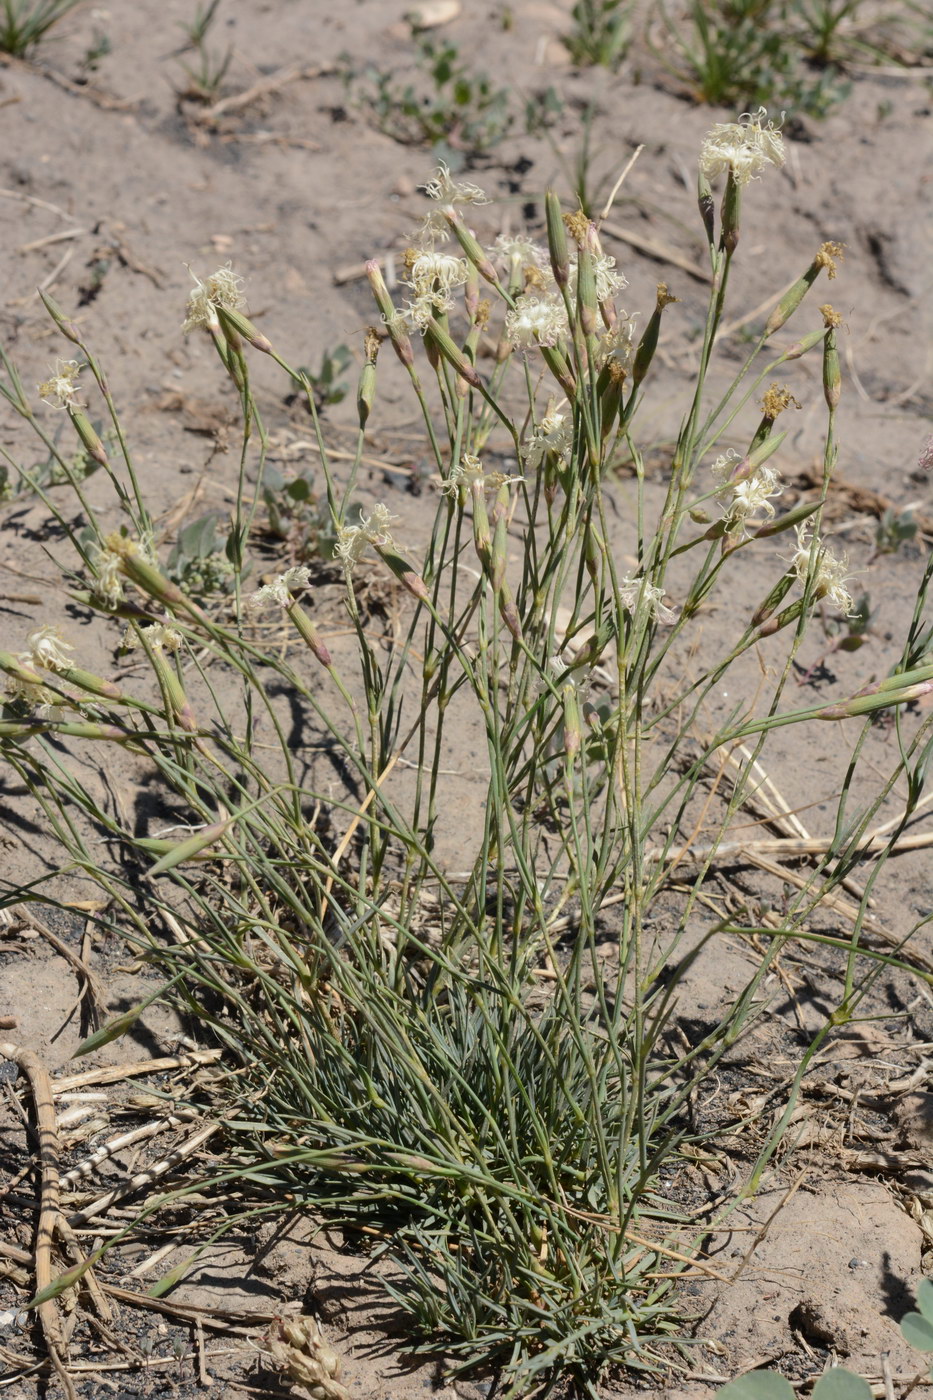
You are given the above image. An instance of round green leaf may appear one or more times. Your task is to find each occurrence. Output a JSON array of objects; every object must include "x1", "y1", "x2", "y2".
[
  {"x1": 901, "y1": 1310, "x2": 933, "y2": 1352},
  {"x1": 811, "y1": 1367, "x2": 872, "y2": 1400},
  {"x1": 715, "y1": 1371, "x2": 795, "y2": 1400},
  {"x1": 917, "y1": 1278, "x2": 933, "y2": 1324}
]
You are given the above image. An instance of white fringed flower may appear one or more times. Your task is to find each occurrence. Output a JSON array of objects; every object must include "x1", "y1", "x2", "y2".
[
  {"x1": 710, "y1": 448, "x2": 741, "y2": 485},
  {"x1": 790, "y1": 523, "x2": 856, "y2": 615},
  {"x1": 4, "y1": 644, "x2": 65, "y2": 719},
  {"x1": 494, "y1": 233, "x2": 550, "y2": 270},
  {"x1": 618, "y1": 574, "x2": 676, "y2": 624},
  {"x1": 394, "y1": 296, "x2": 437, "y2": 334},
  {"x1": 505, "y1": 293, "x2": 569, "y2": 350},
  {"x1": 123, "y1": 622, "x2": 183, "y2": 652},
  {"x1": 89, "y1": 540, "x2": 125, "y2": 607},
  {"x1": 424, "y1": 162, "x2": 489, "y2": 207},
  {"x1": 334, "y1": 504, "x2": 399, "y2": 570},
  {"x1": 568, "y1": 252, "x2": 626, "y2": 304},
  {"x1": 699, "y1": 108, "x2": 785, "y2": 187},
  {"x1": 245, "y1": 566, "x2": 312, "y2": 613},
  {"x1": 182, "y1": 263, "x2": 246, "y2": 334},
  {"x1": 523, "y1": 407, "x2": 574, "y2": 470},
  {"x1": 407, "y1": 250, "x2": 470, "y2": 301},
  {"x1": 26, "y1": 625, "x2": 74, "y2": 673},
  {"x1": 724, "y1": 464, "x2": 783, "y2": 533},
  {"x1": 38, "y1": 359, "x2": 83, "y2": 411},
  {"x1": 596, "y1": 315, "x2": 636, "y2": 371},
  {"x1": 441, "y1": 453, "x2": 488, "y2": 495}
]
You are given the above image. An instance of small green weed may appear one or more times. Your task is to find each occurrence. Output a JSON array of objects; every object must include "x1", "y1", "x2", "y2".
[
  {"x1": 873, "y1": 504, "x2": 917, "y2": 558},
  {"x1": 180, "y1": 0, "x2": 223, "y2": 48},
  {"x1": 175, "y1": 0, "x2": 231, "y2": 102},
  {"x1": 655, "y1": 0, "x2": 854, "y2": 115},
  {"x1": 292, "y1": 344, "x2": 352, "y2": 412},
  {"x1": 565, "y1": 0, "x2": 633, "y2": 70},
  {"x1": 0, "y1": 0, "x2": 80, "y2": 56},
  {"x1": 259, "y1": 463, "x2": 338, "y2": 563},
  {"x1": 167, "y1": 511, "x2": 236, "y2": 598},
  {"x1": 347, "y1": 38, "x2": 513, "y2": 151},
  {"x1": 79, "y1": 22, "x2": 111, "y2": 73}
]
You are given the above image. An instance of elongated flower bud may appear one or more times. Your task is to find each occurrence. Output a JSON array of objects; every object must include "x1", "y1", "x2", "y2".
[
  {"x1": 216, "y1": 305, "x2": 273, "y2": 354},
  {"x1": 562, "y1": 683, "x2": 582, "y2": 759},
  {"x1": 720, "y1": 170, "x2": 741, "y2": 256},
  {"x1": 575, "y1": 242, "x2": 599, "y2": 340},
  {"x1": 287, "y1": 601, "x2": 332, "y2": 667},
  {"x1": 783, "y1": 327, "x2": 826, "y2": 362},
  {"x1": 425, "y1": 319, "x2": 482, "y2": 387},
  {"x1": 632, "y1": 284, "x2": 677, "y2": 389},
  {"x1": 471, "y1": 478, "x2": 491, "y2": 567},
  {"x1": 490, "y1": 480, "x2": 510, "y2": 593},
  {"x1": 375, "y1": 544, "x2": 429, "y2": 601},
  {"x1": 366, "y1": 261, "x2": 416, "y2": 372},
  {"x1": 0, "y1": 719, "x2": 132, "y2": 742},
  {"x1": 148, "y1": 648, "x2": 198, "y2": 733},
  {"x1": 546, "y1": 190, "x2": 570, "y2": 289},
  {"x1": 106, "y1": 535, "x2": 208, "y2": 625},
  {"x1": 39, "y1": 290, "x2": 82, "y2": 345},
  {"x1": 751, "y1": 597, "x2": 805, "y2": 640},
  {"x1": 70, "y1": 410, "x2": 109, "y2": 467},
  {"x1": 57, "y1": 665, "x2": 123, "y2": 701},
  {"x1": 766, "y1": 242, "x2": 845, "y2": 336},
  {"x1": 540, "y1": 345, "x2": 576, "y2": 399},
  {"x1": 753, "y1": 498, "x2": 821, "y2": 541},
  {"x1": 821, "y1": 307, "x2": 842, "y2": 410},
  {"x1": 697, "y1": 169, "x2": 715, "y2": 246},
  {"x1": 818, "y1": 668, "x2": 933, "y2": 720},
  {"x1": 443, "y1": 209, "x2": 500, "y2": 286},
  {"x1": 357, "y1": 328, "x2": 380, "y2": 429},
  {"x1": 750, "y1": 572, "x2": 795, "y2": 626},
  {"x1": 729, "y1": 428, "x2": 787, "y2": 485}
]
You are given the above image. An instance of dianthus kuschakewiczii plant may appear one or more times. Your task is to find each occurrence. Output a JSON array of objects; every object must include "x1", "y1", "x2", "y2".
[{"x1": 2, "y1": 111, "x2": 933, "y2": 1396}]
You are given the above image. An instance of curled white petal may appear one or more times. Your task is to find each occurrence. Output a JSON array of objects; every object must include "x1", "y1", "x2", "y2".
[{"x1": 700, "y1": 108, "x2": 785, "y2": 187}]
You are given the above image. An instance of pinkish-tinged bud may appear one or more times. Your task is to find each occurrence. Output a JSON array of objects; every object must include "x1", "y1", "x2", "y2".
[
  {"x1": 287, "y1": 602, "x2": 332, "y2": 667},
  {"x1": 216, "y1": 305, "x2": 273, "y2": 354}
]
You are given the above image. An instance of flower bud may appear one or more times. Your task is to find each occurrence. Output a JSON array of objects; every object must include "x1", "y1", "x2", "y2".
[
  {"x1": 216, "y1": 305, "x2": 273, "y2": 354},
  {"x1": 107, "y1": 535, "x2": 208, "y2": 625},
  {"x1": 443, "y1": 208, "x2": 500, "y2": 286},
  {"x1": 575, "y1": 242, "x2": 599, "y2": 340},
  {"x1": 356, "y1": 328, "x2": 380, "y2": 430},
  {"x1": 632, "y1": 284, "x2": 678, "y2": 389},
  {"x1": 39, "y1": 290, "x2": 82, "y2": 344},
  {"x1": 720, "y1": 171, "x2": 741, "y2": 256},
  {"x1": 821, "y1": 313, "x2": 842, "y2": 410},
  {"x1": 0, "y1": 719, "x2": 132, "y2": 742},
  {"x1": 562, "y1": 683, "x2": 582, "y2": 759},
  {"x1": 783, "y1": 327, "x2": 826, "y2": 362},
  {"x1": 375, "y1": 545, "x2": 430, "y2": 601},
  {"x1": 470, "y1": 478, "x2": 491, "y2": 567},
  {"x1": 287, "y1": 602, "x2": 332, "y2": 667},
  {"x1": 425, "y1": 319, "x2": 482, "y2": 388},
  {"x1": 697, "y1": 169, "x2": 715, "y2": 246},
  {"x1": 366, "y1": 261, "x2": 416, "y2": 372},
  {"x1": 69, "y1": 409, "x2": 109, "y2": 467},
  {"x1": 545, "y1": 190, "x2": 570, "y2": 289}
]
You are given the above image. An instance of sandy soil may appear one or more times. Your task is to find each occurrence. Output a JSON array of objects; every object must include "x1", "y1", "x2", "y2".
[{"x1": 1, "y1": 0, "x2": 933, "y2": 1396}]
